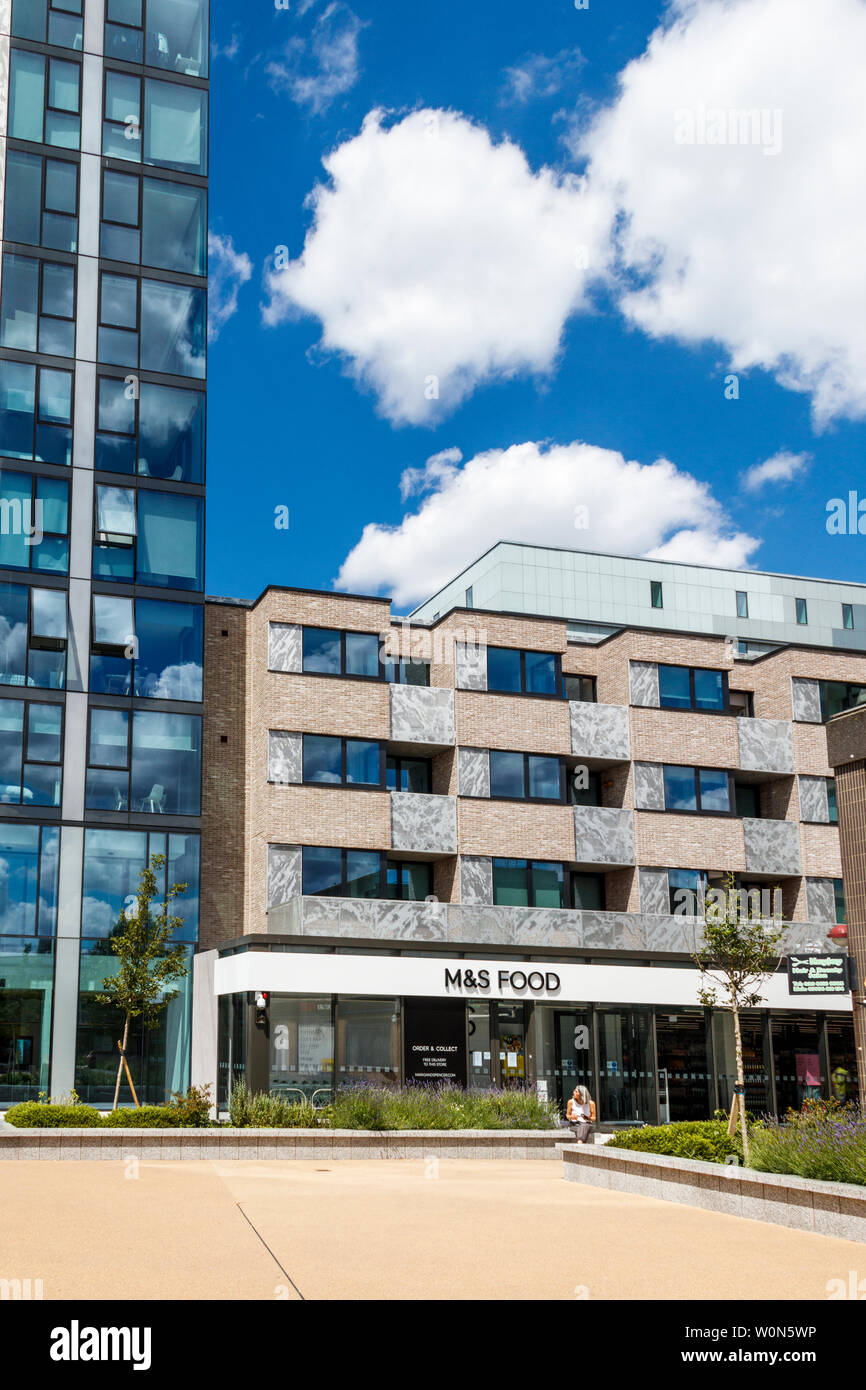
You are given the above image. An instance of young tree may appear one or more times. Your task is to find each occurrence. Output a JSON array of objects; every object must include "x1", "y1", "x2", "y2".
[
  {"x1": 96, "y1": 855, "x2": 189, "y2": 1110},
  {"x1": 693, "y1": 873, "x2": 786, "y2": 1163}
]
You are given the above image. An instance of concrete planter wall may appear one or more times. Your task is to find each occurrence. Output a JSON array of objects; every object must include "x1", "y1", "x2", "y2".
[
  {"x1": 562, "y1": 1143, "x2": 866, "y2": 1242},
  {"x1": 0, "y1": 1128, "x2": 568, "y2": 1161}
]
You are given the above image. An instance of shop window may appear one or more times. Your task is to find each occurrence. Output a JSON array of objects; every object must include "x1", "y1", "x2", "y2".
[
  {"x1": 8, "y1": 49, "x2": 81, "y2": 148},
  {"x1": 385, "y1": 755, "x2": 431, "y2": 793},
  {"x1": 301, "y1": 734, "x2": 382, "y2": 788},
  {"x1": 0, "y1": 583, "x2": 67, "y2": 690},
  {"x1": 335, "y1": 997, "x2": 399, "y2": 1087},
  {"x1": 658, "y1": 664, "x2": 727, "y2": 712},
  {"x1": 302, "y1": 847, "x2": 384, "y2": 899},
  {"x1": 489, "y1": 749, "x2": 563, "y2": 802},
  {"x1": 85, "y1": 708, "x2": 201, "y2": 814},
  {"x1": 103, "y1": 71, "x2": 208, "y2": 175},
  {"x1": 105, "y1": 0, "x2": 209, "y2": 76},
  {"x1": 302, "y1": 628, "x2": 381, "y2": 680},
  {"x1": 100, "y1": 168, "x2": 206, "y2": 276},
  {"x1": 0, "y1": 823, "x2": 59, "y2": 936},
  {"x1": 0, "y1": 253, "x2": 75, "y2": 358},
  {"x1": 486, "y1": 647, "x2": 561, "y2": 696},
  {"x1": 563, "y1": 673, "x2": 596, "y2": 703},
  {"x1": 4, "y1": 150, "x2": 78, "y2": 254},
  {"x1": 662, "y1": 764, "x2": 733, "y2": 815},
  {"x1": 0, "y1": 936, "x2": 55, "y2": 1101},
  {"x1": 0, "y1": 698, "x2": 62, "y2": 807},
  {"x1": 492, "y1": 858, "x2": 566, "y2": 909},
  {"x1": 0, "y1": 361, "x2": 73, "y2": 467},
  {"x1": 12, "y1": 0, "x2": 83, "y2": 48},
  {"x1": 386, "y1": 861, "x2": 432, "y2": 901}
]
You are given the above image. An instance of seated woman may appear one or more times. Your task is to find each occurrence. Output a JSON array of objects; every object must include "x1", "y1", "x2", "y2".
[{"x1": 566, "y1": 1084, "x2": 596, "y2": 1143}]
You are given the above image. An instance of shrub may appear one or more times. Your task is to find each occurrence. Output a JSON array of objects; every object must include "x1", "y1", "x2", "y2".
[
  {"x1": 328, "y1": 1082, "x2": 559, "y2": 1131},
  {"x1": 5, "y1": 1101, "x2": 103, "y2": 1128},
  {"x1": 227, "y1": 1082, "x2": 327, "y2": 1129},
  {"x1": 101, "y1": 1106, "x2": 183, "y2": 1127},
  {"x1": 750, "y1": 1099, "x2": 866, "y2": 1187},
  {"x1": 168, "y1": 1084, "x2": 213, "y2": 1127},
  {"x1": 606, "y1": 1119, "x2": 744, "y2": 1164}
]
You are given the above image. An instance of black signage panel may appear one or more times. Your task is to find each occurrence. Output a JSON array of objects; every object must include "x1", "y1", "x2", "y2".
[
  {"x1": 403, "y1": 999, "x2": 467, "y2": 1086},
  {"x1": 786, "y1": 953, "x2": 852, "y2": 996}
]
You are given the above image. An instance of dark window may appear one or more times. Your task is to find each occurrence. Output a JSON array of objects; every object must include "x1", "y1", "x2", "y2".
[
  {"x1": 302, "y1": 628, "x2": 383, "y2": 680},
  {"x1": 486, "y1": 647, "x2": 561, "y2": 697},
  {"x1": 819, "y1": 681, "x2": 866, "y2": 721},
  {"x1": 834, "y1": 878, "x2": 846, "y2": 924},
  {"x1": 571, "y1": 872, "x2": 604, "y2": 910},
  {"x1": 563, "y1": 674, "x2": 596, "y2": 703},
  {"x1": 492, "y1": 859, "x2": 566, "y2": 908},
  {"x1": 4, "y1": 150, "x2": 78, "y2": 253},
  {"x1": 383, "y1": 657, "x2": 430, "y2": 686},
  {"x1": 842, "y1": 603, "x2": 854, "y2": 631},
  {"x1": 569, "y1": 768, "x2": 601, "y2": 806},
  {"x1": 827, "y1": 779, "x2": 838, "y2": 824},
  {"x1": 0, "y1": 583, "x2": 67, "y2": 690},
  {"x1": 302, "y1": 735, "x2": 381, "y2": 788},
  {"x1": 0, "y1": 469, "x2": 69, "y2": 573},
  {"x1": 658, "y1": 664, "x2": 727, "y2": 713},
  {"x1": 795, "y1": 597, "x2": 808, "y2": 625},
  {"x1": 489, "y1": 750, "x2": 563, "y2": 802},
  {"x1": 736, "y1": 590, "x2": 749, "y2": 619},
  {"x1": 650, "y1": 580, "x2": 663, "y2": 609},
  {"x1": 663, "y1": 765, "x2": 732, "y2": 815},
  {"x1": 385, "y1": 756, "x2": 431, "y2": 793},
  {"x1": 0, "y1": 696, "x2": 63, "y2": 807},
  {"x1": 386, "y1": 862, "x2": 432, "y2": 901},
  {"x1": 302, "y1": 846, "x2": 384, "y2": 899},
  {"x1": 0, "y1": 360, "x2": 73, "y2": 466},
  {"x1": 734, "y1": 782, "x2": 759, "y2": 818},
  {"x1": 728, "y1": 689, "x2": 754, "y2": 718},
  {"x1": 669, "y1": 869, "x2": 707, "y2": 915}
]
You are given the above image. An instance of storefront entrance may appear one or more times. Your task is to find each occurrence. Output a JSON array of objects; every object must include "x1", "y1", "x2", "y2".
[
  {"x1": 655, "y1": 1010, "x2": 712, "y2": 1122},
  {"x1": 597, "y1": 1009, "x2": 653, "y2": 1122}
]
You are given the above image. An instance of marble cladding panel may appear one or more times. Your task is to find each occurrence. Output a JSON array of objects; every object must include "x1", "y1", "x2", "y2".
[
  {"x1": 639, "y1": 868, "x2": 670, "y2": 915},
  {"x1": 389, "y1": 684, "x2": 455, "y2": 744},
  {"x1": 569, "y1": 701, "x2": 630, "y2": 761},
  {"x1": 743, "y1": 818, "x2": 801, "y2": 876},
  {"x1": 792, "y1": 678, "x2": 822, "y2": 723},
  {"x1": 458, "y1": 747, "x2": 490, "y2": 797},
  {"x1": 574, "y1": 806, "x2": 635, "y2": 865},
  {"x1": 390, "y1": 791, "x2": 458, "y2": 854},
  {"x1": 268, "y1": 731, "x2": 302, "y2": 784},
  {"x1": 805, "y1": 878, "x2": 837, "y2": 925},
  {"x1": 798, "y1": 775, "x2": 830, "y2": 823},
  {"x1": 634, "y1": 762, "x2": 665, "y2": 811},
  {"x1": 455, "y1": 641, "x2": 487, "y2": 691},
  {"x1": 268, "y1": 622, "x2": 302, "y2": 673},
  {"x1": 460, "y1": 855, "x2": 493, "y2": 904},
  {"x1": 629, "y1": 661, "x2": 659, "y2": 708},
  {"x1": 737, "y1": 718, "x2": 794, "y2": 774},
  {"x1": 267, "y1": 845, "x2": 301, "y2": 907}
]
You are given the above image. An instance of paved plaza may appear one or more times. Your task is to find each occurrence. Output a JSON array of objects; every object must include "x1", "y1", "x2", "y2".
[{"x1": 0, "y1": 1160, "x2": 861, "y2": 1301}]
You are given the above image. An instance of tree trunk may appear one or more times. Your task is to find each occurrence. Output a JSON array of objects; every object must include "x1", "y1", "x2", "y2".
[
  {"x1": 112, "y1": 1014, "x2": 130, "y2": 1111},
  {"x1": 731, "y1": 1003, "x2": 751, "y2": 1164}
]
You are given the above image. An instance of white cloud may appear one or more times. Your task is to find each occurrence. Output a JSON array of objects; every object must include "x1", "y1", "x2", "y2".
[
  {"x1": 211, "y1": 32, "x2": 240, "y2": 61},
  {"x1": 207, "y1": 232, "x2": 253, "y2": 341},
  {"x1": 502, "y1": 48, "x2": 585, "y2": 103},
  {"x1": 262, "y1": 109, "x2": 610, "y2": 425},
  {"x1": 581, "y1": 0, "x2": 866, "y2": 427},
  {"x1": 335, "y1": 440, "x2": 759, "y2": 606},
  {"x1": 266, "y1": 3, "x2": 365, "y2": 115},
  {"x1": 741, "y1": 450, "x2": 811, "y2": 492}
]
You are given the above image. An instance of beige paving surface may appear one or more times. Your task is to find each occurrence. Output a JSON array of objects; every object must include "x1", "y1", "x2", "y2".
[{"x1": 0, "y1": 1160, "x2": 861, "y2": 1301}]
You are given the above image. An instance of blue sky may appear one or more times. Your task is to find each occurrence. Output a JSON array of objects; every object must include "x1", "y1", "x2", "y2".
[{"x1": 205, "y1": 0, "x2": 866, "y2": 607}]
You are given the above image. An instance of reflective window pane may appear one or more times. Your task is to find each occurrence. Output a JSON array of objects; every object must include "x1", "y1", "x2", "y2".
[
  {"x1": 345, "y1": 631, "x2": 379, "y2": 678},
  {"x1": 134, "y1": 600, "x2": 202, "y2": 700},
  {"x1": 345, "y1": 739, "x2": 380, "y2": 786},
  {"x1": 303, "y1": 734, "x2": 342, "y2": 784},
  {"x1": 140, "y1": 279, "x2": 205, "y2": 377},
  {"x1": 663, "y1": 765, "x2": 698, "y2": 812},
  {"x1": 0, "y1": 362, "x2": 35, "y2": 460},
  {"x1": 143, "y1": 79, "x2": 207, "y2": 175},
  {"x1": 487, "y1": 647, "x2": 521, "y2": 692},
  {"x1": 525, "y1": 650, "x2": 557, "y2": 695},
  {"x1": 658, "y1": 665, "x2": 691, "y2": 710},
  {"x1": 142, "y1": 178, "x2": 206, "y2": 275},
  {"x1": 528, "y1": 754, "x2": 560, "y2": 800},
  {"x1": 136, "y1": 491, "x2": 203, "y2": 590},
  {"x1": 130, "y1": 711, "x2": 201, "y2": 814},
  {"x1": 303, "y1": 628, "x2": 341, "y2": 675},
  {"x1": 138, "y1": 382, "x2": 204, "y2": 482},
  {"x1": 531, "y1": 860, "x2": 565, "y2": 909},
  {"x1": 303, "y1": 846, "x2": 342, "y2": 897},
  {"x1": 489, "y1": 750, "x2": 524, "y2": 799},
  {"x1": 345, "y1": 850, "x2": 381, "y2": 898},
  {"x1": 147, "y1": 0, "x2": 209, "y2": 77},
  {"x1": 698, "y1": 768, "x2": 731, "y2": 813},
  {"x1": 492, "y1": 858, "x2": 529, "y2": 907},
  {"x1": 694, "y1": 668, "x2": 725, "y2": 712},
  {"x1": 4, "y1": 152, "x2": 42, "y2": 245},
  {"x1": 9, "y1": 51, "x2": 46, "y2": 144}
]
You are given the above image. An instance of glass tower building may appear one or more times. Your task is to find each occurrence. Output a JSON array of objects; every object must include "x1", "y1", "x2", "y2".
[{"x1": 0, "y1": 0, "x2": 207, "y2": 1105}]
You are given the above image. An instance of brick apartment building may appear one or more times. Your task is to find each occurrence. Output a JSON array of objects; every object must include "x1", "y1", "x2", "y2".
[{"x1": 191, "y1": 545, "x2": 863, "y2": 1125}]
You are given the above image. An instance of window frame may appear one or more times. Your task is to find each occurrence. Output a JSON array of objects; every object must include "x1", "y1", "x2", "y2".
[
  {"x1": 88, "y1": 593, "x2": 203, "y2": 700},
  {"x1": 650, "y1": 580, "x2": 663, "y2": 609},
  {"x1": 0, "y1": 693, "x2": 64, "y2": 808},
  {"x1": 658, "y1": 663, "x2": 730, "y2": 714},
  {"x1": 0, "y1": 466, "x2": 70, "y2": 574},
  {"x1": 9, "y1": 47, "x2": 82, "y2": 147},
  {"x1": 386, "y1": 859, "x2": 433, "y2": 902},
  {"x1": 301, "y1": 846, "x2": 387, "y2": 899},
  {"x1": 491, "y1": 857, "x2": 569, "y2": 909},
  {"x1": 101, "y1": 68, "x2": 208, "y2": 176},
  {"x1": 842, "y1": 603, "x2": 854, "y2": 631},
  {"x1": 0, "y1": 582, "x2": 68, "y2": 691},
  {"x1": 385, "y1": 754, "x2": 432, "y2": 793},
  {"x1": 736, "y1": 590, "x2": 749, "y2": 619},
  {"x1": 488, "y1": 748, "x2": 566, "y2": 804},
  {"x1": 0, "y1": 250, "x2": 77, "y2": 358},
  {"x1": 485, "y1": 646, "x2": 563, "y2": 699},
  {"x1": 0, "y1": 358, "x2": 74, "y2": 466},
  {"x1": 11, "y1": 0, "x2": 84, "y2": 49},
  {"x1": 300, "y1": 734, "x2": 384, "y2": 790},
  {"x1": 104, "y1": 0, "x2": 209, "y2": 78},
  {"x1": 795, "y1": 596, "x2": 808, "y2": 625},
  {"x1": 3, "y1": 148, "x2": 79, "y2": 254},
  {"x1": 84, "y1": 704, "x2": 202, "y2": 814},
  {"x1": 301, "y1": 627, "x2": 384, "y2": 682},
  {"x1": 94, "y1": 371, "x2": 206, "y2": 482},
  {"x1": 661, "y1": 763, "x2": 736, "y2": 817},
  {"x1": 563, "y1": 673, "x2": 597, "y2": 703}
]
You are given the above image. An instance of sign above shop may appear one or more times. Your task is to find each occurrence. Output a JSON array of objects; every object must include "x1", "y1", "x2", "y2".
[{"x1": 787, "y1": 954, "x2": 852, "y2": 996}]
